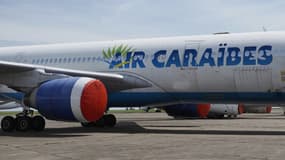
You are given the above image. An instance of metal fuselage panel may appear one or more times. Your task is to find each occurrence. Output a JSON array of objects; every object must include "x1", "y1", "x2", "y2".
[{"x1": 0, "y1": 32, "x2": 284, "y2": 106}]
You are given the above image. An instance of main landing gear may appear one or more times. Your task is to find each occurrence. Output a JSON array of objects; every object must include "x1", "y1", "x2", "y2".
[
  {"x1": 81, "y1": 114, "x2": 117, "y2": 128},
  {"x1": 1, "y1": 110, "x2": 45, "y2": 132}
]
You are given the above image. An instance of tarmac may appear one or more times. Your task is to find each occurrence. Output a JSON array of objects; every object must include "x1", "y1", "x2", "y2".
[{"x1": 1, "y1": 109, "x2": 285, "y2": 160}]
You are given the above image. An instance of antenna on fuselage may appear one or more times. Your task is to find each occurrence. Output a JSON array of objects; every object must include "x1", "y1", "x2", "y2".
[{"x1": 262, "y1": 26, "x2": 267, "y2": 32}]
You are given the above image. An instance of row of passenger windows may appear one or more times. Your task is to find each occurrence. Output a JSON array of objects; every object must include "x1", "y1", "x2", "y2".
[{"x1": 32, "y1": 57, "x2": 99, "y2": 64}]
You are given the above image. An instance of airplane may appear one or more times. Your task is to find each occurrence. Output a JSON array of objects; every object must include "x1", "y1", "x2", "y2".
[
  {"x1": 238, "y1": 104, "x2": 272, "y2": 113},
  {"x1": 163, "y1": 103, "x2": 240, "y2": 119},
  {"x1": 163, "y1": 104, "x2": 211, "y2": 119},
  {"x1": 162, "y1": 103, "x2": 272, "y2": 119},
  {"x1": 208, "y1": 104, "x2": 240, "y2": 118},
  {"x1": 0, "y1": 31, "x2": 283, "y2": 132}
]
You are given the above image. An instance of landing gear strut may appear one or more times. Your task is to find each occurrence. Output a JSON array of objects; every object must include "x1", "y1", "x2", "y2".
[
  {"x1": 1, "y1": 109, "x2": 45, "y2": 132},
  {"x1": 81, "y1": 114, "x2": 117, "y2": 128}
]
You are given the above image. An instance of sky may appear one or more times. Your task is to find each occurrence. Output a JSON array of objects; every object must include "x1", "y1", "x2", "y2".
[{"x1": 0, "y1": 0, "x2": 285, "y2": 45}]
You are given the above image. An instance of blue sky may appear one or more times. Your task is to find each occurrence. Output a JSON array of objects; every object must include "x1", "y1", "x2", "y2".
[{"x1": 0, "y1": 0, "x2": 285, "y2": 44}]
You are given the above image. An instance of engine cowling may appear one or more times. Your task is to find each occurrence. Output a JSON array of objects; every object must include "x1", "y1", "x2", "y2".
[
  {"x1": 27, "y1": 77, "x2": 107, "y2": 122},
  {"x1": 238, "y1": 104, "x2": 272, "y2": 113},
  {"x1": 207, "y1": 104, "x2": 241, "y2": 118},
  {"x1": 163, "y1": 104, "x2": 210, "y2": 118}
]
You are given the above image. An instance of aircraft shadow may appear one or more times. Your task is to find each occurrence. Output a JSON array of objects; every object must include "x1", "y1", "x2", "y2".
[{"x1": 1, "y1": 121, "x2": 285, "y2": 138}]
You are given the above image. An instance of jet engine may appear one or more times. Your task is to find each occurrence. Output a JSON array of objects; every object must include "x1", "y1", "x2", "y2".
[
  {"x1": 163, "y1": 104, "x2": 210, "y2": 118},
  {"x1": 207, "y1": 104, "x2": 242, "y2": 118},
  {"x1": 26, "y1": 77, "x2": 108, "y2": 122},
  {"x1": 238, "y1": 104, "x2": 272, "y2": 113}
]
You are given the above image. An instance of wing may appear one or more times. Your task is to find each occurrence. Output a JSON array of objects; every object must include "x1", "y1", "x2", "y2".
[{"x1": 0, "y1": 60, "x2": 152, "y2": 92}]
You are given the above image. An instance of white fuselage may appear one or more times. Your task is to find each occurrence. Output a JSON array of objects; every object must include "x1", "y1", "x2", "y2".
[{"x1": 0, "y1": 32, "x2": 284, "y2": 106}]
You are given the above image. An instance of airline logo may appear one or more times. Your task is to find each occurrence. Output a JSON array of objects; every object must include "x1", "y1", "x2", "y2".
[
  {"x1": 102, "y1": 44, "x2": 273, "y2": 69},
  {"x1": 103, "y1": 45, "x2": 135, "y2": 68}
]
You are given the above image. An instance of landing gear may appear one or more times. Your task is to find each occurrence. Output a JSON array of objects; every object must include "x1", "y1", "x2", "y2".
[
  {"x1": 103, "y1": 114, "x2": 116, "y2": 127},
  {"x1": 1, "y1": 116, "x2": 16, "y2": 132},
  {"x1": 31, "y1": 116, "x2": 45, "y2": 131},
  {"x1": 81, "y1": 114, "x2": 117, "y2": 128},
  {"x1": 1, "y1": 110, "x2": 46, "y2": 132},
  {"x1": 15, "y1": 116, "x2": 31, "y2": 131}
]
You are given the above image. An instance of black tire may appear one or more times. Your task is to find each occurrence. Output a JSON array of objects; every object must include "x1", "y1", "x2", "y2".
[
  {"x1": 94, "y1": 117, "x2": 105, "y2": 127},
  {"x1": 31, "y1": 116, "x2": 45, "y2": 131},
  {"x1": 103, "y1": 114, "x2": 117, "y2": 127},
  {"x1": 81, "y1": 122, "x2": 95, "y2": 127},
  {"x1": 1, "y1": 116, "x2": 15, "y2": 132},
  {"x1": 15, "y1": 116, "x2": 31, "y2": 132}
]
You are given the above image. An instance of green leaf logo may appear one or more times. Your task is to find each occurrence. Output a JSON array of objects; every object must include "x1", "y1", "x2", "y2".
[{"x1": 103, "y1": 44, "x2": 135, "y2": 68}]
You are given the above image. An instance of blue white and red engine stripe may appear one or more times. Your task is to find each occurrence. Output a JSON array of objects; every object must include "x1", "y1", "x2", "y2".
[{"x1": 35, "y1": 77, "x2": 107, "y2": 122}]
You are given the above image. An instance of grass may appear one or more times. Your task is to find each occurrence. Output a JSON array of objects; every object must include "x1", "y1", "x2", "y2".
[
  {"x1": 108, "y1": 109, "x2": 146, "y2": 113},
  {"x1": 0, "y1": 111, "x2": 20, "y2": 116},
  {"x1": 0, "y1": 111, "x2": 40, "y2": 116},
  {"x1": 108, "y1": 109, "x2": 163, "y2": 114}
]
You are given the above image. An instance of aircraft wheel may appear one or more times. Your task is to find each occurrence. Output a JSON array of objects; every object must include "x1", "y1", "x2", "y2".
[
  {"x1": 31, "y1": 116, "x2": 45, "y2": 131},
  {"x1": 103, "y1": 114, "x2": 117, "y2": 127},
  {"x1": 94, "y1": 117, "x2": 105, "y2": 127},
  {"x1": 1, "y1": 116, "x2": 16, "y2": 132},
  {"x1": 81, "y1": 122, "x2": 96, "y2": 127},
  {"x1": 15, "y1": 116, "x2": 31, "y2": 132},
  {"x1": 82, "y1": 114, "x2": 117, "y2": 128}
]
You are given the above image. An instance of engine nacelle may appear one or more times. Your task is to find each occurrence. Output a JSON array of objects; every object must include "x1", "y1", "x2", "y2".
[
  {"x1": 207, "y1": 104, "x2": 241, "y2": 118},
  {"x1": 238, "y1": 104, "x2": 272, "y2": 113},
  {"x1": 163, "y1": 104, "x2": 210, "y2": 118},
  {"x1": 27, "y1": 77, "x2": 107, "y2": 122}
]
